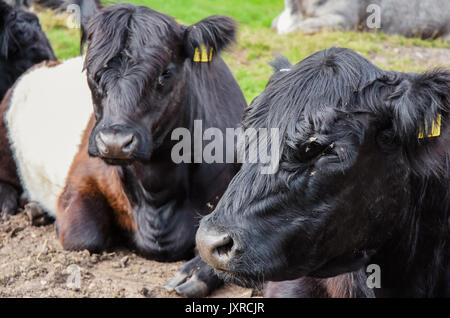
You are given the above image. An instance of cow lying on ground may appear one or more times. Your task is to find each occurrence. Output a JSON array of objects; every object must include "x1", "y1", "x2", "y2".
[
  {"x1": 0, "y1": 0, "x2": 55, "y2": 100},
  {"x1": 272, "y1": 0, "x2": 450, "y2": 41},
  {"x1": 0, "y1": 2, "x2": 246, "y2": 297},
  {"x1": 196, "y1": 47, "x2": 450, "y2": 297}
]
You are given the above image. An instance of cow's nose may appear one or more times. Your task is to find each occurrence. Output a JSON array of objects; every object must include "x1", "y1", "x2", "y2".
[
  {"x1": 96, "y1": 129, "x2": 138, "y2": 159},
  {"x1": 196, "y1": 225, "x2": 235, "y2": 271}
]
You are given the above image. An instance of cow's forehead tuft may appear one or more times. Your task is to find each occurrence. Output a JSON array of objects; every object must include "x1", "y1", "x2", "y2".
[
  {"x1": 85, "y1": 3, "x2": 182, "y2": 83},
  {"x1": 245, "y1": 48, "x2": 384, "y2": 138}
]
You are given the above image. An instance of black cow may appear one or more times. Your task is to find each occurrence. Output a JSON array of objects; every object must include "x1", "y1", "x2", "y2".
[
  {"x1": 196, "y1": 47, "x2": 450, "y2": 297},
  {"x1": 0, "y1": 0, "x2": 55, "y2": 100}
]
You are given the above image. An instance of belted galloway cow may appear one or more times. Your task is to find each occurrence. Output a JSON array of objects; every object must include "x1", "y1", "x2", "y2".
[{"x1": 0, "y1": 2, "x2": 246, "y2": 297}]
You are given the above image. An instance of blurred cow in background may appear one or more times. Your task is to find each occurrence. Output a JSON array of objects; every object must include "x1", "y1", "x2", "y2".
[
  {"x1": 272, "y1": 0, "x2": 450, "y2": 41},
  {"x1": 0, "y1": 0, "x2": 55, "y2": 100},
  {"x1": 3, "y1": 0, "x2": 65, "y2": 10}
]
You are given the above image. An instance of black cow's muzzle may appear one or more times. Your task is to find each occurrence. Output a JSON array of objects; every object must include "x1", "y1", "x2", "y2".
[
  {"x1": 196, "y1": 221, "x2": 236, "y2": 271},
  {"x1": 95, "y1": 128, "x2": 138, "y2": 160}
]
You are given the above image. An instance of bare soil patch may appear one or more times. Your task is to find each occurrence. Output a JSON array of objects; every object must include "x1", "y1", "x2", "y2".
[{"x1": 0, "y1": 212, "x2": 253, "y2": 298}]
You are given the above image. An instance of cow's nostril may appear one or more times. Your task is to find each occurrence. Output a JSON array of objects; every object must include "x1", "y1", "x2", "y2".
[
  {"x1": 122, "y1": 135, "x2": 136, "y2": 152},
  {"x1": 196, "y1": 226, "x2": 235, "y2": 271},
  {"x1": 96, "y1": 133, "x2": 108, "y2": 154},
  {"x1": 215, "y1": 235, "x2": 234, "y2": 257},
  {"x1": 96, "y1": 130, "x2": 138, "y2": 159}
]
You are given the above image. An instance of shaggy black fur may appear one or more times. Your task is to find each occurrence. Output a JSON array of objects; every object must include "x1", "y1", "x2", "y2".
[{"x1": 198, "y1": 47, "x2": 450, "y2": 297}]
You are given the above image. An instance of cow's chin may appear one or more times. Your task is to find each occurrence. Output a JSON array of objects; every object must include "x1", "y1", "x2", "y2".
[
  {"x1": 213, "y1": 258, "x2": 306, "y2": 289},
  {"x1": 308, "y1": 249, "x2": 376, "y2": 278},
  {"x1": 211, "y1": 249, "x2": 374, "y2": 288},
  {"x1": 214, "y1": 268, "x2": 266, "y2": 290},
  {"x1": 97, "y1": 154, "x2": 153, "y2": 167},
  {"x1": 88, "y1": 150, "x2": 149, "y2": 167}
]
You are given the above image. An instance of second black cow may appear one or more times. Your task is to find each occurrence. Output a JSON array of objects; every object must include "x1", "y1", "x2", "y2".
[{"x1": 197, "y1": 47, "x2": 450, "y2": 297}]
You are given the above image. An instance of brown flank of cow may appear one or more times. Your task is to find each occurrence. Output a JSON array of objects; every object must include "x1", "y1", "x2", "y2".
[{"x1": 57, "y1": 116, "x2": 136, "y2": 249}]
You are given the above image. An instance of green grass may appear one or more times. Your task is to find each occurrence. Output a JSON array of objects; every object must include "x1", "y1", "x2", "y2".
[
  {"x1": 37, "y1": 0, "x2": 450, "y2": 103},
  {"x1": 127, "y1": 0, "x2": 283, "y2": 28},
  {"x1": 39, "y1": 9, "x2": 80, "y2": 59}
]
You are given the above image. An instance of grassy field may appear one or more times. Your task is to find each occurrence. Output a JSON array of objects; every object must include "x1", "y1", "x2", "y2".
[{"x1": 37, "y1": 0, "x2": 450, "y2": 103}]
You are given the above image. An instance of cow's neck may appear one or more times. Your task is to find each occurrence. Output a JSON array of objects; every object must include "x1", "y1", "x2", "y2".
[
  {"x1": 122, "y1": 142, "x2": 187, "y2": 208},
  {"x1": 371, "y1": 174, "x2": 449, "y2": 297},
  {"x1": 116, "y1": 96, "x2": 199, "y2": 259},
  {"x1": 118, "y1": 149, "x2": 197, "y2": 260}
]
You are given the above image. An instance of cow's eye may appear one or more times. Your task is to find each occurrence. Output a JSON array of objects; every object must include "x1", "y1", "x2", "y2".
[
  {"x1": 7, "y1": 12, "x2": 17, "y2": 22},
  {"x1": 157, "y1": 69, "x2": 172, "y2": 87},
  {"x1": 295, "y1": 140, "x2": 334, "y2": 163},
  {"x1": 299, "y1": 141, "x2": 327, "y2": 161}
]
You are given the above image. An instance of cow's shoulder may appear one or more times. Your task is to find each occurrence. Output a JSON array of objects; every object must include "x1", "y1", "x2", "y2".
[{"x1": 60, "y1": 116, "x2": 135, "y2": 232}]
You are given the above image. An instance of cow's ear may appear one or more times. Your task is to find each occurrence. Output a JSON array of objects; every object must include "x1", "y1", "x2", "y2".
[
  {"x1": 387, "y1": 70, "x2": 450, "y2": 141},
  {"x1": 385, "y1": 69, "x2": 450, "y2": 176},
  {"x1": 183, "y1": 15, "x2": 236, "y2": 62}
]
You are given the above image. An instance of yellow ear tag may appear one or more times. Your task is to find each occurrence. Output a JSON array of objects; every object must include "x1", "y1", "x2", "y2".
[
  {"x1": 418, "y1": 114, "x2": 441, "y2": 139},
  {"x1": 193, "y1": 45, "x2": 213, "y2": 62}
]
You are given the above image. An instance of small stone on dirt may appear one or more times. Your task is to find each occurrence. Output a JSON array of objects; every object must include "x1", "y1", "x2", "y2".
[
  {"x1": 139, "y1": 287, "x2": 154, "y2": 297},
  {"x1": 119, "y1": 256, "x2": 129, "y2": 268},
  {"x1": 1, "y1": 213, "x2": 10, "y2": 222},
  {"x1": 8, "y1": 227, "x2": 24, "y2": 238},
  {"x1": 90, "y1": 254, "x2": 100, "y2": 264}
]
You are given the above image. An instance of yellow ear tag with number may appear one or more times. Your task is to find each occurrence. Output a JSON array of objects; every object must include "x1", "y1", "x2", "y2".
[
  {"x1": 418, "y1": 114, "x2": 441, "y2": 139},
  {"x1": 193, "y1": 45, "x2": 213, "y2": 62}
]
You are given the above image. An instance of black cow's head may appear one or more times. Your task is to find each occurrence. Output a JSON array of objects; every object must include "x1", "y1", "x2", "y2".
[
  {"x1": 84, "y1": 3, "x2": 235, "y2": 165},
  {"x1": 0, "y1": 0, "x2": 56, "y2": 99},
  {"x1": 196, "y1": 47, "x2": 450, "y2": 287}
]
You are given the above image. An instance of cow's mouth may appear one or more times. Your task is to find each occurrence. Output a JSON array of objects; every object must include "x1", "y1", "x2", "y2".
[
  {"x1": 212, "y1": 249, "x2": 377, "y2": 287},
  {"x1": 101, "y1": 157, "x2": 136, "y2": 166},
  {"x1": 214, "y1": 267, "x2": 266, "y2": 290}
]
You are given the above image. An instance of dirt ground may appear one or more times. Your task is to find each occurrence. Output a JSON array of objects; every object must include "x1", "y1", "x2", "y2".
[{"x1": 0, "y1": 212, "x2": 254, "y2": 298}]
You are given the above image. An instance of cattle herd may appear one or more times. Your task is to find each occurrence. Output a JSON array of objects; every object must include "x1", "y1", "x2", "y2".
[{"x1": 0, "y1": 0, "x2": 448, "y2": 298}]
